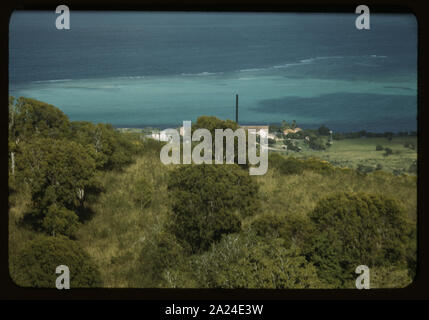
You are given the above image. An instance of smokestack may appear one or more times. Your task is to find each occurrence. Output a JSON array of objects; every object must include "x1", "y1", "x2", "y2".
[{"x1": 235, "y1": 94, "x2": 239, "y2": 124}]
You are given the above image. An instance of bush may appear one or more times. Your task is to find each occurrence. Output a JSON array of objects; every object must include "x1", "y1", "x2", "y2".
[
  {"x1": 284, "y1": 139, "x2": 301, "y2": 152},
  {"x1": 250, "y1": 213, "x2": 312, "y2": 248},
  {"x1": 370, "y1": 266, "x2": 413, "y2": 288},
  {"x1": 383, "y1": 147, "x2": 393, "y2": 156},
  {"x1": 70, "y1": 122, "x2": 135, "y2": 170},
  {"x1": 167, "y1": 234, "x2": 321, "y2": 288},
  {"x1": 41, "y1": 204, "x2": 79, "y2": 238},
  {"x1": 10, "y1": 97, "x2": 71, "y2": 141},
  {"x1": 376, "y1": 145, "x2": 384, "y2": 151},
  {"x1": 318, "y1": 125, "x2": 331, "y2": 136},
  {"x1": 308, "y1": 136, "x2": 327, "y2": 150},
  {"x1": 16, "y1": 138, "x2": 96, "y2": 228},
  {"x1": 167, "y1": 164, "x2": 259, "y2": 252},
  {"x1": 357, "y1": 164, "x2": 374, "y2": 174},
  {"x1": 269, "y1": 154, "x2": 334, "y2": 176},
  {"x1": 403, "y1": 142, "x2": 416, "y2": 150},
  {"x1": 305, "y1": 192, "x2": 411, "y2": 288},
  {"x1": 12, "y1": 236, "x2": 102, "y2": 288},
  {"x1": 139, "y1": 231, "x2": 187, "y2": 286}
]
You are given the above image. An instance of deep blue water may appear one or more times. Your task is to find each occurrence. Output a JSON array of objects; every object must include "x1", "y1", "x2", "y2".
[{"x1": 9, "y1": 11, "x2": 417, "y2": 132}]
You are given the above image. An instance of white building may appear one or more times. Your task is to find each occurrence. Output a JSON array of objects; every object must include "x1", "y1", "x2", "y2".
[{"x1": 151, "y1": 130, "x2": 173, "y2": 142}]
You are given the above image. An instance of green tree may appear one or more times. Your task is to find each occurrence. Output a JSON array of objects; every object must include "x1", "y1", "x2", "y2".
[
  {"x1": 10, "y1": 97, "x2": 70, "y2": 142},
  {"x1": 383, "y1": 147, "x2": 393, "y2": 156},
  {"x1": 8, "y1": 97, "x2": 71, "y2": 178},
  {"x1": 305, "y1": 192, "x2": 411, "y2": 287},
  {"x1": 15, "y1": 138, "x2": 96, "y2": 227},
  {"x1": 138, "y1": 231, "x2": 187, "y2": 286},
  {"x1": 12, "y1": 235, "x2": 102, "y2": 288},
  {"x1": 250, "y1": 213, "x2": 312, "y2": 248},
  {"x1": 167, "y1": 164, "x2": 259, "y2": 252},
  {"x1": 41, "y1": 204, "x2": 79, "y2": 238},
  {"x1": 306, "y1": 134, "x2": 327, "y2": 150},
  {"x1": 70, "y1": 121, "x2": 135, "y2": 170},
  {"x1": 318, "y1": 125, "x2": 331, "y2": 136}
]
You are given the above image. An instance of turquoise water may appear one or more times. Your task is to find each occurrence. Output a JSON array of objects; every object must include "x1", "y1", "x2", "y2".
[
  {"x1": 10, "y1": 67, "x2": 417, "y2": 132},
  {"x1": 9, "y1": 12, "x2": 417, "y2": 132}
]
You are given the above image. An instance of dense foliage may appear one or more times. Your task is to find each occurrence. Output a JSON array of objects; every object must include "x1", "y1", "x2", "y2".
[
  {"x1": 167, "y1": 164, "x2": 259, "y2": 252},
  {"x1": 165, "y1": 233, "x2": 321, "y2": 288},
  {"x1": 8, "y1": 97, "x2": 141, "y2": 287},
  {"x1": 304, "y1": 192, "x2": 413, "y2": 287},
  {"x1": 9, "y1": 97, "x2": 139, "y2": 235},
  {"x1": 268, "y1": 153, "x2": 334, "y2": 175},
  {"x1": 13, "y1": 236, "x2": 102, "y2": 288}
]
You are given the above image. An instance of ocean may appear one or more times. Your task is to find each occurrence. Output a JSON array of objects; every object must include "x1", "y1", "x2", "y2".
[{"x1": 9, "y1": 11, "x2": 418, "y2": 132}]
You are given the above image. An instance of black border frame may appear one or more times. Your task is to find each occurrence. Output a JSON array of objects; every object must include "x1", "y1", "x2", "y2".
[{"x1": 1, "y1": 0, "x2": 428, "y2": 300}]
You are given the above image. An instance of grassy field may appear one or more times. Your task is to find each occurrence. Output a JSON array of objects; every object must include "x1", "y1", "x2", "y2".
[{"x1": 273, "y1": 136, "x2": 417, "y2": 174}]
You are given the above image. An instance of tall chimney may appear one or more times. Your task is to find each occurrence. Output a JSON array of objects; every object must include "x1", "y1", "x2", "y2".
[{"x1": 235, "y1": 94, "x2": 239, "y2": 124}]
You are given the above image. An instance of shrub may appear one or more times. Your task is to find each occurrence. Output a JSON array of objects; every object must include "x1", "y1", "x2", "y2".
[
  {"x1": 250, "y1": 213, "x2": 312, "y2": 248},
  {"x1": 41, "y1": 204, "x2": 79, "y2": 238},
  {"x1": 70, "y1": 122, "x2": 135, "y2": 170},
  {"x1": 139, "y1": 231, "x2": 187, "y2": 286},
  {"x1": 383, "y1": 147, "x2": 393, "y2": 156},
  {"x1": 318, "y1": 125, "x2": 331, "y2": 136},
  {"x1": 284, "y1": 139, "x2": 301, "y2": 152},
  {"x1": 357, "y1": 164, "x2": 374, "y2": 174},
  {"x1": 167, "y1": 164, "x2": 259, "y2": 252},
  {"x1": 370, "y1": 266, "x2": 413, "y2": 288},
  {"x1": 308, "y1": 136, "x2": 327, "y2": 150},
  {"x1": 305, "y1": 192, "x2": 411, "y2": 288},
  {"x1": 16, "y1": 138, "x2": 96, "y2": 228},
  {"x1": 9, "y1": 97, "x2": 71, "y2": 141},
  {"x1": 403, "y1": 142, "x2": 416, "y2": 150},
  {"x1": 13, "y1": 235, "x2": 102, "y2": 288},
  {"x1": 168, "y1": 234, "x2": 322, "y2": 288},
  {"x1": 376, "y1": 145, "x2": 384, "y2": 151}
]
